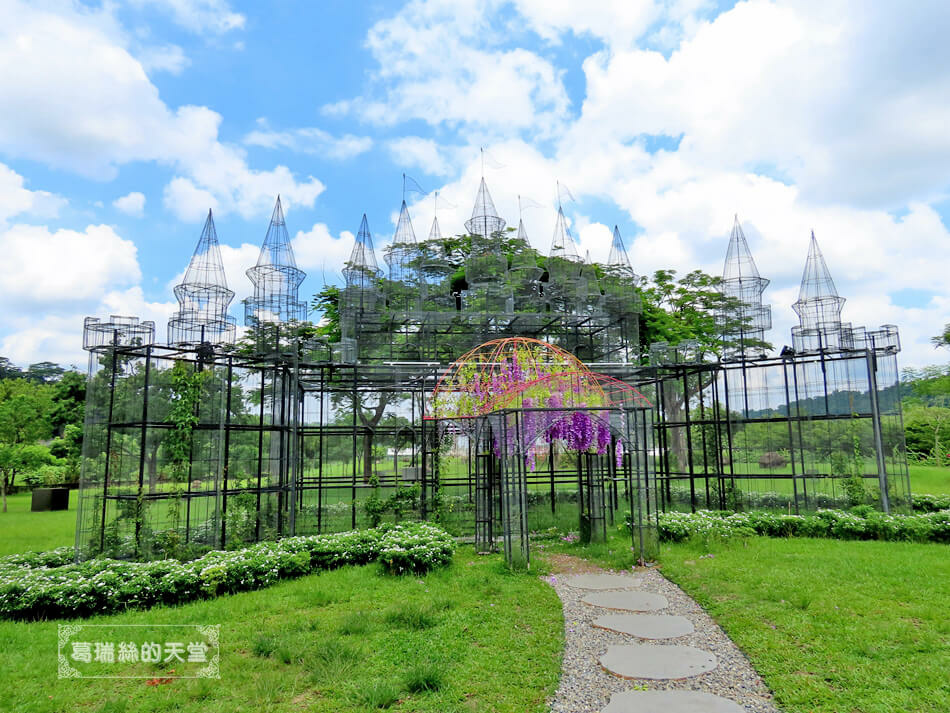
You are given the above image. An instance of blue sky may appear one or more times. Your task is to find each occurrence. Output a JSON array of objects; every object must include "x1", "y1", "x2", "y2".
[{"x1": 0, "y1": 0, "x2": 948, "y2": 369}]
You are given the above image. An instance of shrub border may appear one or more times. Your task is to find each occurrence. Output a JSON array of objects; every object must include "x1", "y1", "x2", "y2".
[{"x1": 0, "y1": 522, "x2": 455, "y2": 621}]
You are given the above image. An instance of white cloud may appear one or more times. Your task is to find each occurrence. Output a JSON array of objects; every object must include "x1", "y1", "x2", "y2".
[
  {"x1": 129, "y1": 0, "x2": 245, "y2": 34},
  {"x1": 0, "y1": 0, "x2": 321, "y2": 219},
  {"x1": 0, "y1": 223, "x2": 140, "y2": 307},
  {"x1": 0, "y1": 162, "x2": 65, "y2": 227},
  {"x1": 0, "y1": 287, "x2": 178, "y2": 368},
  {"x1": 292, "y1": 224, "x2": 357, "y2": 282},
  {"x1": 137, "y1": 43, "x2": 190, "y2": 74},
  {"x1": 387, "y1": 137, "x2": 458, "y2": 178},
  {"x1": 327, "y1": 0, "x2": 570, "y2": 138},
  {"x1": 244, "y1": 122, "x2": 373, "y2": 160},
  {"x1": 511, "y1": 0, "x2": 660, "y2": 48},
  {"x1": 571, "y1": 0, "x2": 950, "y2": 207},
  {"x1": 113, "y1": 191, "x2": 146, "y2": 217}
]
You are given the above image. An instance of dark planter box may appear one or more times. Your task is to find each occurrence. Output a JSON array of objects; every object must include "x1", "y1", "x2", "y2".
[{"x1": 31, "y1": 488, "x2": 69, "y2": 512}]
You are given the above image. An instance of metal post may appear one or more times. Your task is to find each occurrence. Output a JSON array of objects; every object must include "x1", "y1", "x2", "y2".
[
  {"x1": 134, "y1": 346, "x2": 151, "y2": 556},
  {"x1": 781, "y1": 357, "x2": 800, "y2": 514},
  {"x1": 99, "y1": 335, "x2": 120, "y2": 551},
  {"x1": 866, "y1": 350, "x2": 890, "y2": 513}
]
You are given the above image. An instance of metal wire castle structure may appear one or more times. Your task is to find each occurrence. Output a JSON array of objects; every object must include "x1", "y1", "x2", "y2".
[
  {"x1": 719, "y1": 215, "x2": 771, "y2": 359},
  {"x1": 244, "y1": 196, "x2": 307, "y2": 332},
  {"x1": 75, "y1": 185, "x2": 910, "y2": 566},
  {"x1": 167, "y1": 210, "x2": 237, "y2": 348}
]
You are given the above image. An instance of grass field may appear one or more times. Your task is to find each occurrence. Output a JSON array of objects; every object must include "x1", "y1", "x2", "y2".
[
  {"x1": 908, "y1": 464, "x2": 950, "y2": 494},
  {"x1": 660, "y1": 537, "x2": 950, "y2": 713},
  {"x1": 0, "y1": 492, "x2": 75, "y2": 556},
  {"x1": 544, "y1": 530, "x2": 950, "y2": 713},
  {"x1": 2, "y1": 465, "x2": 949, "y2": 712},
  {"x1": 0, "y1": 549, "x2": 562, "y2": 713}
]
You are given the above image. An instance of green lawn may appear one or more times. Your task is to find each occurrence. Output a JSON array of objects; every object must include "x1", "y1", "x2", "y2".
[
  {"x1": 0, "y1": 492, "x2": 75, "y2": 556},
  {"x1": 0, "y1": 549, "x2": 562, "y2": 713},
  {"x1": 659, "y1": 537, "x2": 950, "y2": 713},
  {"x1": 908, "y1": 464, "x2": 950, "y2": 494}
]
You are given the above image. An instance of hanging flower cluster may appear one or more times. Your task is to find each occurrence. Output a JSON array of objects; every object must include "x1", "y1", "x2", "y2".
[{"x1": 428, "y1": 338, "x2": 656, "y2": 470}]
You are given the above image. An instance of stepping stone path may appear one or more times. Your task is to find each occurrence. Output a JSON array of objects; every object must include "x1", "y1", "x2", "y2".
[
  {"x1": 602, "y1": 690, "x2": 747, "y2": 713},
  {"x1": 593, "y1": 613, "x2": 695, "y2": 639},
  {"x1": 582, "y1": 590, "x2": 669, "y2": 612},
  {"x1": 600, "y1": 643, "x2": 717, "y2": 680},
  {"x1": 551, "y1": 569, "x2": 778, "y2": 713}
]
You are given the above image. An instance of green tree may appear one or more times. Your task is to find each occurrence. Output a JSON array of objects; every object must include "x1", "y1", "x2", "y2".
[
  {"x1": 638, "y1": 269, "x2": 772, "y2": 471},
  {"x1": 932, "y1": 324, "x2": 950, "y2": 349},
  {"x1": 49, "y1": 370, "x2": 86, "y2": 436},
  {"x1": 904, "y1": 405, "x2": 950, "y2": 465},
  {"x1": 0, "y1": 357, "x2": 23, "y2": 380},
  {"x1": 0, "y1": 443, "x2": 54, "y2": 512},
  {"x1": 25, "y1": 361, "x2": 65, "y2": 384}
]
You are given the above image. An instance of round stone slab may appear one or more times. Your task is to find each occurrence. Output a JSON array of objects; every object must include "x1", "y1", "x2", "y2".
[
  {"x1": 582, "y1": 590, "x2": 669, "y2": 612},
  {"x1": 593, "y1": 613, "x2": 695, "y2": 639},
  {"x1": 599, "y1": 644, "x2": 717, "y2": 680},
  {"x1": 601, "y1": 690, "x2": 744, "y2": 713},
  {"x1": 564, "y1": 573, "x2": 641, "y2": 590}
]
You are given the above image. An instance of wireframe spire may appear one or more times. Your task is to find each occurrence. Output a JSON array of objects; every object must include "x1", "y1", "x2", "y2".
[
  {"x1": 464, "y1": 177, "x2": 506, "y2": 237},
  {"x1": 344, "y1": 214, "x2": 380, "y2": 289},
  {"x1": 168, "y1": 209, "x2": 236, "y2": 346},
  {"x1": 789, "y1": 230, "x2": 847, "y2": 353},
  {"x1": 549, "y1": 205, "x2": 580, "y2": 260},
  {"x1": 517, "y1": 219, "x2": 529, "y2": 243},
  {"x1": 792, "y1": 230, "x2": 845, "y2": 332},
  {"x1": 244, "y1": 196, "x2": 307, "y2": 327},
  {"x1": 795, "y1": 231, "x2": 843, "y2": 305},
  {"x1": 428, "y1": 216, "x2": 442, "y2": 241},
  {"x1": 256, "y1": 197, "x2": 299, "y2": 270},
  {"x1": 723, "y1": 216, "x2": 767, "y2": 290},
  {"x1": 719, "y1": 215, "x2": 770, "y2": 358},
  {"x1": 386, "y1": 200, "x2": 419, "y2": 288},
  {"x1": 607, "y1": 225, "x2": 632, "y2": 273},
  {"x1": 391, "y1": 200, "x2": 417, "y2": 245},
  {"x1": 180, "y1": 209, "x2": 231, "y2": 290}
]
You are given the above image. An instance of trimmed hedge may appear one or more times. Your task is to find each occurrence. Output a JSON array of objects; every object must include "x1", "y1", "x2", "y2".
[
  {"x1": 655, "y1": 508, "x2": 950, "y2": 544},
  {"x1": 664, "y1": 486, "x2": 947, "y2": 514},
  {"x1": 0, "y1": 522, "x2": 455, "y2": 621}
]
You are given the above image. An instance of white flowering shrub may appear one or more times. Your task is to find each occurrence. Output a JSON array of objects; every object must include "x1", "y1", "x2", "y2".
[
  {"x1": 655, "y1": 508, "x2": 950, "y2": 544},
  {"x1": 376, "y1": 523, "x2": 456, "y2": 575},
  {"x1": 0, "y1": 524, "x2": 455, "y2": 620}
]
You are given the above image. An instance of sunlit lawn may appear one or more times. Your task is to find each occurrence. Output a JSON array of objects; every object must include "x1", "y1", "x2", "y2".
[
  {"x1": 0, "y1": 549, "x2": 563, "y2": 713},
  {"x1": 0, "y1": 492, "x2": 75, "y2": 556}
]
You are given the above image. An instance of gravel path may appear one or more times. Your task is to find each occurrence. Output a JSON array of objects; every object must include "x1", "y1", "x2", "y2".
[{"x1": 544, "y1": 558, "x2": 780, "y2": 713}]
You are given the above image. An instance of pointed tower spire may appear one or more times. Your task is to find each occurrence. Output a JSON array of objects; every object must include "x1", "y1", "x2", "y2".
[
  {"x1": 464, "y1": 177, "x2": 506, "y2": 238},
  {"x1": 391, "y1": 200, "x2": 417, "y2": 245},
  {"x1": 796, "y1": 231, "x2": 843, "y2": 305},
  {"x1": 793, "y1": 230, "x2": 845, "y2": 327},
  {"x1": 719, "y1": 215, "x2": 771, "y2": 358},
  {"x1": 428, "y1": 216, "x2": 442, "y2": 241},
  {"x1": 386, "y1": 200, "x2": 419, "y2": 291},
  {"x1": 517, "y1": 219, "x2": 529, "y2": 243},
  {"x1": 722, "y1": 215, "x2": 764, "y2": 282},
  {"x1": 549, "y1": 205, "x2": 580, "y2": 260},
  {"x1": 244, "y1": 196, "x2": 307, "y2": 328},
  {"x1": 344, "y1": 214, "x2": 380, "y2": 290},
  {"x1": 168, "y1": 209, "x2": 237, "y2": 346},
  {"x1": 607, "y1": 225, "x2": 633, "y2": 274},
  {"x1": 791, "y1": 231, "x2": 847, "y2": 352}
]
